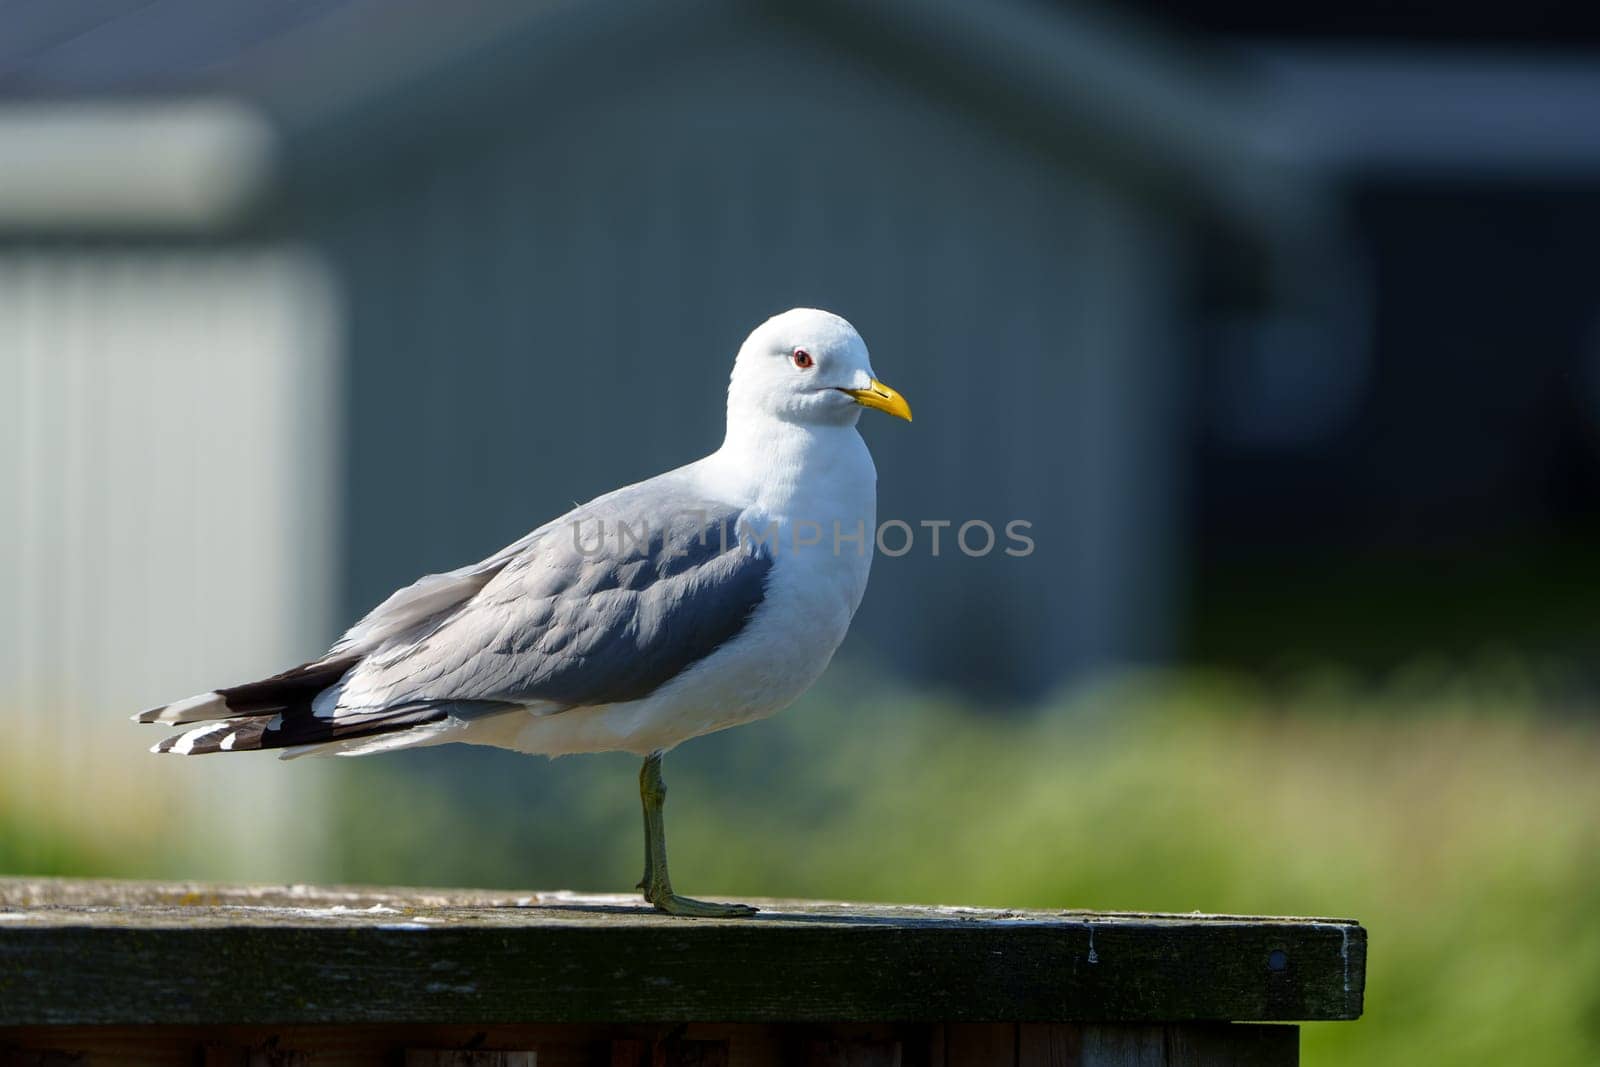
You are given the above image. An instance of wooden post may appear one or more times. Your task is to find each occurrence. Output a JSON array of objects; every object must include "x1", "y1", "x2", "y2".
[{"x1": 0, "y1": 879, "x2": 1365, "y2": 1067}]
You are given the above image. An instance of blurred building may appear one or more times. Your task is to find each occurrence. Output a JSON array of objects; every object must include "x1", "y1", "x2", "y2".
[
  {"x1": 0, "y1": 0, "x2": 1345, "y2": 868},
  {"x1": 0, "y1": 1, "x2": 1331, "y2": 717},
  {"x1": 1185, "y1": 46, "x2": 1600, "y2": 670},
  {"x1": 34, "y1": 0, "x2": 1600, "y2": 865}
]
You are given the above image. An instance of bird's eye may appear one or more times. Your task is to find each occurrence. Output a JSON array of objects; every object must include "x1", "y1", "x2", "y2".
[{"x1": 791, "y1": 348, "x2": 814, "y2": 369}]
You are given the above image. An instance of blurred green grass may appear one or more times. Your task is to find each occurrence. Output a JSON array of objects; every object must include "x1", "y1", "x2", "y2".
[{"x1": 6, "y1": 664, "x2": 1599, "y2": 1065}]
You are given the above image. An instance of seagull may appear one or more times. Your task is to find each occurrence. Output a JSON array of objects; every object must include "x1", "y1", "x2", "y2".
[{"x1": 137, "y1": 307, "x2": 910, "y2": 918}]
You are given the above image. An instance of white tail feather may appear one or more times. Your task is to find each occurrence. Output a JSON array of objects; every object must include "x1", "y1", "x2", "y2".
[{"x1": 136, "y1": 691, "x2": 229, "y2": 725}]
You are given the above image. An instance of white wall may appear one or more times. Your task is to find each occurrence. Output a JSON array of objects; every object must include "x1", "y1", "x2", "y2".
[{"x1": 0, "y1": 246, "x2": 341, "y2": 879}]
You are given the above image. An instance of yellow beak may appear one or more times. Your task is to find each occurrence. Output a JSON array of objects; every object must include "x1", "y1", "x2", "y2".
[{"x1": 844, "y1": 378, "x2": 913, "y2": 422}]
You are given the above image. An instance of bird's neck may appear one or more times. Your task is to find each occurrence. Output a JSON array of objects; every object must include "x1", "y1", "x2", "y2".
[{"x1": 712, "y1": 412, "x2": 875, "y2": 516}]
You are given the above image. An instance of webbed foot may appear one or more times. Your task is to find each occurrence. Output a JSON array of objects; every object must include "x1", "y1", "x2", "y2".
[{"x1": 649, "y1": 889, "x2": 758, "y2": 919}]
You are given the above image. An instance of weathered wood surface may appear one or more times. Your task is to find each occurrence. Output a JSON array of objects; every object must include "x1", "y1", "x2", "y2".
[{"x1": 0, "y1": 879, "x2": 1364, "y2": 1028}]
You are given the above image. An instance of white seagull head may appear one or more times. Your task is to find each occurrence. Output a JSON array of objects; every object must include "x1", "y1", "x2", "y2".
[{"x1": 727, "y1": 308, "x2": 911, "y2": 429}]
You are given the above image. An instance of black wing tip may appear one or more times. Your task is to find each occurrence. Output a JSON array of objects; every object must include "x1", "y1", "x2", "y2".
[
  {"x1": 151, "y1": 704, "x2": 458, "y2": 756},
  {"x1": 151, "y1": 719, "x2": 267, "y2": 755}
]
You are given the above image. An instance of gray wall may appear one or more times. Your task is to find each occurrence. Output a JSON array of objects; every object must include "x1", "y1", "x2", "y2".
[{"x1": 313, "y1": 21, "x2": 1189, "y2": 698}]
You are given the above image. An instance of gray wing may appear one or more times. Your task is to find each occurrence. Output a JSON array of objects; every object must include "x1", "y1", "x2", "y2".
[
  {"x1": 328, "y1": 528, "x2": 542, "y2": 657},
  {"x1": 328, "y1": 485, "x2": 773, "y2": 715}
]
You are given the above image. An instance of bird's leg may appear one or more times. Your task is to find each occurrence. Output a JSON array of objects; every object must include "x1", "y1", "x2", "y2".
[
  {"x1": 636, "y1": 756, "x2": 655, "y2": 900},
  {"x1": 637, "y1": 751, "x2": 757, "y2": 918}
]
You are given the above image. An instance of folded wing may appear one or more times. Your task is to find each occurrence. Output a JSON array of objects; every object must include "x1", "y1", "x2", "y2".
[{"x1": 145, "y1": 484, "x2": 773, "y2": 757}]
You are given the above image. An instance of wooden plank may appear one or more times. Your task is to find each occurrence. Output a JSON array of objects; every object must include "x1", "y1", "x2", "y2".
[
  {"x1": 1019, "y1": 1025, "x2": 1081, "y2": 1067},
  {"x1": 0, "y1": 879, "x2": 1366, "y2": 1028},
  {"x1": 1079, "y1": 1028, "x2": 1163, "y2": 1067},
  {"x1": 0, "y1": 1024, "x2": 613, "y2": 1067},
  {"x1": 1, "y1": 1053, "x2": 88, "y2": 1067},
  {"x1": 653, "y1": 1040, "x2": 727, "y2": 1067},
  {"x1": 805, "y1": 1036, "x2": 901, "y2": 1067},
  {"x1": 203, "y1": 1041, "x2": 310, "y2": 1067},
  {"x1": 1163, "y1": 1025, "x2": 1296, "y2": 1067},
  {"x1": 404, "y1": 1054, "x2": 536, "y2": 1067},
  {"x1": 945, "y1": 1024, "x2": 1015, "y2": 1067},
  {"x1": 613, "y1": 1039, "x2": 647, "y2": 1067},
  {"x1": 1019, "y1": 1025, "x2": 1296, "y2": 1067}
]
